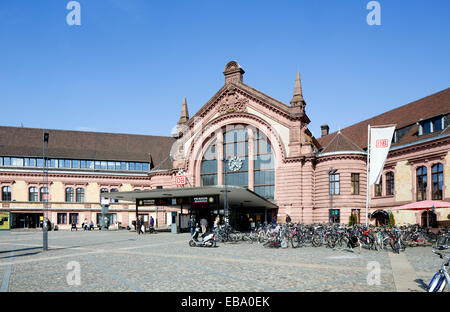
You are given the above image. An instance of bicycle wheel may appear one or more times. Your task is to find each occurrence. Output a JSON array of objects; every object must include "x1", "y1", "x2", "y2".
[
  {"x1": 291, "y1": 235, "x2": 299, "y2": 248},
  {"x1": 312, "y1": 235, "x2": 322, "y2": 247},
  {"x1": 428, "y1": 272, "x2": 445, "y2": 292}
]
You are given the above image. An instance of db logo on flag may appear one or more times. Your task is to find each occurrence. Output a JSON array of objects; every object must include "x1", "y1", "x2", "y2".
[{"x1": 375, "y1": 139, "x2": 388, "y2": 148}]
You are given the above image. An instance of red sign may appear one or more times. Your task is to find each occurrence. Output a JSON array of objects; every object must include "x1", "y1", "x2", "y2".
[
  {"x1": 375, "y1": 139, "x2": 388, "y2": 148},
  {"x1": 175, "y1": 176, "x2": 186, "y2": 186}
]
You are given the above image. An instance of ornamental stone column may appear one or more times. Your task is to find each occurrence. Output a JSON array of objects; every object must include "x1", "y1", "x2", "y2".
[
  {"x1": 217, "y1": 129, "x2": 224, "y2": 185},
  {"x1": 248, "y1": 128, "x2": 255, "y2": 191}
]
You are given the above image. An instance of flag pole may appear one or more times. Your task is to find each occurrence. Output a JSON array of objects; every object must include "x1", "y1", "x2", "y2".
[{"x1": 365, "y1": 124, "x2": 371, "y2": 227}]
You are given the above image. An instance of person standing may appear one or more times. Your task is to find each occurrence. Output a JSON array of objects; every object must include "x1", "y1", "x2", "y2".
[
  {"x1": 149, "y1": 216, "x2": 155, "y2": 232},
  {"x1": 285, "y1": 214, "x2": 292, "y2": 225},
  {"x1": 200, "y1": 217, "x2": 208, "y2": 234}
]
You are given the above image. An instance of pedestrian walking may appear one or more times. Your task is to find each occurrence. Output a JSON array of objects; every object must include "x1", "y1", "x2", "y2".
[
  {"x1": 200, "y1": 217, "x2": 208, "y2": 234},
  {"x1": 189, "y1": 215, "x2": 196, "y2": 236},
  {"x1": 137, "y1": 216, "x2": 144, "y2": 235},
  {"x1": 213, "y1": 215, "x2": 220, "y2": 229}
]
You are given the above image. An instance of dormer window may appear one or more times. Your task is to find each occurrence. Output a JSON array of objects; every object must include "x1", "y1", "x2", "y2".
[{"x1": 419, "y1": 116, "x2": 444, "y2": 136}]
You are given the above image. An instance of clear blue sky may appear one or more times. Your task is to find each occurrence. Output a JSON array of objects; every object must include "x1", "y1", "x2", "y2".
[{"x1": 0, "y1": 0, "x2": 449, "y2": 138}]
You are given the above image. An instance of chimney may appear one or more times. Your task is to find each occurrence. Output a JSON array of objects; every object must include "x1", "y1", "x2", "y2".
[
  {"x1": 223, "y1": 61, "x2": 245, "y2": 84},
  {"x1": 321, "y1": 125, "x2": 329, "y2": 137}
]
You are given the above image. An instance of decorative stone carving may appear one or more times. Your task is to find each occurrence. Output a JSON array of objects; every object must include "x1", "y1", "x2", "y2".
[{"x1": 218, "y1": 92, "x2": 249, "y2": 115}]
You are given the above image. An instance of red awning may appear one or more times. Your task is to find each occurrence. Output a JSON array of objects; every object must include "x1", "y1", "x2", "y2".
[{"x1": 391, "y1": 200, "x2": 450, "y2": 211}]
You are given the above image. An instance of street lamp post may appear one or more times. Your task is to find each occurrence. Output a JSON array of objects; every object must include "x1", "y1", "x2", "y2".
[
  {"x1": 42, "y1": 131, "x2": 49, "y2": 251},
  {"x1": 223, "y1": 158, "x2": 229, "y2": 227}
]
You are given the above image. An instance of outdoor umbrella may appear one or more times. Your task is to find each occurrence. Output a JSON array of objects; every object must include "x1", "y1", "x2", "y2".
[{"x1": 391, "y1": 200, "x2": 450, "y2": 228}]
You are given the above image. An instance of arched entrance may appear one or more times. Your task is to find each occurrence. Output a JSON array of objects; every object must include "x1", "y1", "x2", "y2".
[
  {"x1": 371, "y1": 210, "x2": 389, "y2": 226},
  {"x1": 421, "y1": 210, "x2": 437, "y2": 228}
]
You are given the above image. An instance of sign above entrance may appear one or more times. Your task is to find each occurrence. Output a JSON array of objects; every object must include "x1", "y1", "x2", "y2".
[
  {"x1": 193, "y1": 197, "x2": 215, "y2": 204},
  {"x1": 138, "y1": 199, "x2": 155, "y2": 206}
]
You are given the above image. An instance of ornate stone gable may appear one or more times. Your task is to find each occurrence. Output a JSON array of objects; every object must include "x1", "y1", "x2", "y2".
[{"x1": 217, "y1": 88, "x2": 249, "y2": 115}]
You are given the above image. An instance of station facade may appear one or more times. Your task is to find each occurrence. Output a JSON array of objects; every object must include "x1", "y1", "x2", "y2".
[{"x1": 0, "y1": 61, "x2": 449, "y2": 230}]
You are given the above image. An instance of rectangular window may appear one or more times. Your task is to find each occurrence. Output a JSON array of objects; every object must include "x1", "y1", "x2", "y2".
[
  {"x1": 121, "y1": 162, "x2": 127, "y2": 170},
  {"x1": 351, "y1": 209, "x2": 361, "y2": 224},
  {"x1": 142, "y1": 163, "x2": 149, "y2": 171},
  {"x1": 329, "y1": 209, "x2": 340, "y2": 224},
  {"x1": 351, "y1": 173, "x2": 360, "y2": 195},
  {"x1": 86, "y1": 161, "x2": 93, "y2": 169},
  {"x1": 65, "y1": 160, "x2": 71, "y2": 168},
  {"x1": 375, "y1": 181, "x2": 382, "y2": 197},
  {"x1": 94, "y1": 161, "x2": 101, "y2": 169},
  {"x1": 37, "y1": 158, "x2": 43, "y2": 167},
  {"x1": 115, "y1": 162, "x2": 121, "y2": 170},
  {"x1": 0, "y1": 157, "x2": 2, "y2": 166},
  {"x1": 423, "y1": 121, "x2": 431, "y2": 134},
  {"x1": 129, "y1": 162, "x2": 135, "y2": 170},
  {"x1": 3, "y1": 157, "x2": 11, "y2": 166},
  {"x1": 11, "y1": 158, "x2": 23, "y2": 166},
  {"x1": 80, "y1": 160, "x2": 87, "y2": 168},
  {"x1": 30, "y1": 158, "x2": 37, "y2": 167},
  {"x1": 107, "y1": 162, "x2": 115, "y2": 170},
  {"x1": 69, "y1": 213, "x2": 79, "y2": 225},
  {"x1": 329, "y1": 174, "x2": 340, "y2": 195},
  {"x1": 24, "y1": 158, "x2": 30, "y2": 166},
  {"x1": 72, "y1": 160, "x2": 80, "y2": 168},
  {"x1": 135, "y1": 163, "x2": 142, "y2": 171},
  {"x1": 433, "y1": 117, "x2": 443, "y2": 132},
  {"x1": 57, "y1": 213, "x2": 67, "y2": 224}
]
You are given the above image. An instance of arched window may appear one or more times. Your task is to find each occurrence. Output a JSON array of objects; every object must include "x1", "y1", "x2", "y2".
[
  {"x1": 432, "y1": 163, "x2": 443, "y2": 200},
  {"x1": 100, "y1": 188, "x2": 109, "y2": 203},
  {"x1": 199, "y1": 125, "x2": 275, "y2": 200},
  {"x1": 65, "y1": 187, "x2": 74, "y2": 202},
  {"x1": 201, "y1": 140, "x2": 217, "y2": 186},
  {"x1": 76, "y1": 188, "x2": 85, "y2": 203},
  {"x1": 386, "y1": 172, "x2": 394, "y2": 196},
  {"x1": 1, "y1": 186, "x2": 12, "y2": 201},
  {"x1": 40, "y1": 187, "x2": 49, "y2": 202},
  {"x1": 416, "y1": 166, "x2": 427, "y2": 201},
  {"x1": 29, "y1": 187, "x2": 38, "y2": 202},
  {"x1": 254, "y1": 130, "x2": 275, "y2": 200},
  {"x1": 110, "y1": 188, "x2": 119, "y2": 203}
]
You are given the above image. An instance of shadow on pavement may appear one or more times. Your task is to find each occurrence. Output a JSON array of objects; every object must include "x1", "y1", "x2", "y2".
[{"x1": 415, "y1": 278, "x2": 428, "y2": 291}]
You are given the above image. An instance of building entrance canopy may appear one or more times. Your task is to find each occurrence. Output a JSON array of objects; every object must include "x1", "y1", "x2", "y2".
[{"x1": 103, "y1": 185, "x2": 278, "y2": 210}]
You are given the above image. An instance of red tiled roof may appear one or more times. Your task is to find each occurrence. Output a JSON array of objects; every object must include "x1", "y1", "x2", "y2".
[
  {"x1": 0, "y1": 126, "x2": 175, "y2": 169},
  {"x1": 317, "y1": 88, "x2": 450, "y2": 149}
]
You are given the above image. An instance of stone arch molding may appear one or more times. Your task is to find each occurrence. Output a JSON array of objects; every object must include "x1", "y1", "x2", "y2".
[{"x1": 184, "y1": 112, "x2": 287, "y2": 179}]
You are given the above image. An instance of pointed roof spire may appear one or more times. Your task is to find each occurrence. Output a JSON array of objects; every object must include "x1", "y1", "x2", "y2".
[
  {"x1": 178, "y1": 97, "x2": 189, "y2": 125},
  {"x1": 290, "y1": 72, "x2": 306, "y2": 108}
]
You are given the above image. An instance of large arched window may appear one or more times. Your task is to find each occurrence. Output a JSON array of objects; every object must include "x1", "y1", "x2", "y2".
[
  {"x1": 65, "y1": 187, "x2": 74, "y2": 202},
  {"x1": 76, "y1": 188, "x2": 85, "y2": 203},
  {"x1": 432, "y1": 163, "x2": 443, "y2": 200},
  {"x1": 29, "y1": 187, "x2": 38, "y2": 202},
  {"x1": 1, "y1": 186, "x2": 12, "y2": 201},
  {"x1": 416, "y1": 166, "x2": 427, "y2": 201},
  {"x1": 199, "y1": 125, "x2": 275, "y2": 200}
]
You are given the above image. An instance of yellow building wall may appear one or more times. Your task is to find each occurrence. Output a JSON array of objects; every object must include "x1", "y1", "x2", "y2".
[
  {"x1": 51, "y1": 181, "x2": 65, "y2": 202},
  {"x1": 395, "y1": 160, "x2": 412, "y2": 202},
  {"x1": 86, "y1": 182, "x2": 100, "y2": 203},
  {"x1": 445, "y1": 151, "x2": 450, "y2": 199},
  {"x1": 12, "y1": 180, "x2": 27, "y2": 202}
]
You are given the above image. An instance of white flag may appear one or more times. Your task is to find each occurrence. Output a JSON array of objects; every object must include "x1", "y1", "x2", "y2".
[{"x1": 369, "y1": 126, "x2": 395, "y2": 186}]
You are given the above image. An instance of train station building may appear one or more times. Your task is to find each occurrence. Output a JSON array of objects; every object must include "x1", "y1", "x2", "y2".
[{"x1": 0, "y1": 61, "x2": 449, "y2": 230}]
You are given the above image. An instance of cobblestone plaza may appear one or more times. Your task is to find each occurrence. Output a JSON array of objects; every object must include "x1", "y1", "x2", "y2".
[{"x1": 0, "y1": 230, "x2": 443, "y2": 292}]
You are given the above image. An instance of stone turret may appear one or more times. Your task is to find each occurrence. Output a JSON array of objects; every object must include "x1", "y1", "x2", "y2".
[
  {"x1": 178, "y1": 97, "x2": 189, "y2": 125},
  {"x1": 223, "y1": 61, "x2": 245, "y2": 84},
  {"x1": 290, "y1": 72, "x2": 306, "y2": 110}
]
